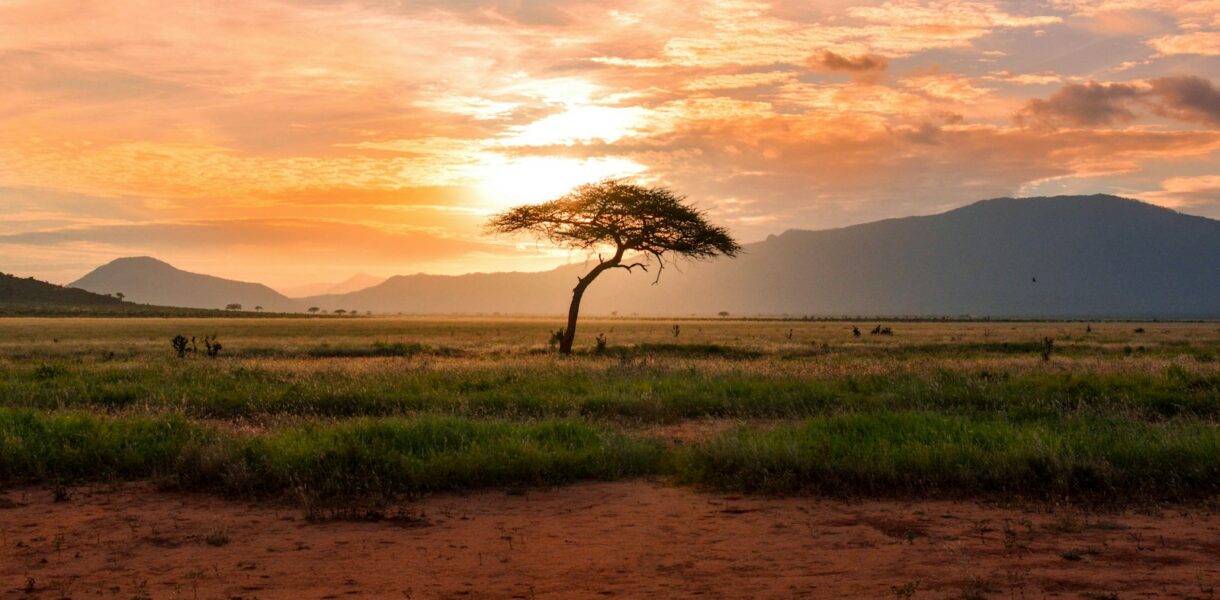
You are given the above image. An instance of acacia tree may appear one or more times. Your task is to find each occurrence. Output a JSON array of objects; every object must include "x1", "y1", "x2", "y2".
[{"x1": 487, "y1": 180, "x2": 740, "y2": 354}]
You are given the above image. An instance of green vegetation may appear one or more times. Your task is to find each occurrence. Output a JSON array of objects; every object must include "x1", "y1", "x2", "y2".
[
  {"x1": 0, "y1": 409, "x2": 660, "y2": 500},
  {"x1": 1, "y1": 317, "x2": 1218, "y2": 505},
  {"x1": 678, "y1": 413, "x2": 1220, "y2": 500},
  {"x1": 1, "y1": 360, "x2": 1218, "y2": 423}
]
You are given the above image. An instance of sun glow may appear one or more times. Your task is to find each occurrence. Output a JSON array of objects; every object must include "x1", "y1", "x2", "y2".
[
  {"x1": 500, "y1": 106, "x2": 647, "y2": 146},
  {"x1": 473, "y1": 156, "x2": 648, "y2": 208}
]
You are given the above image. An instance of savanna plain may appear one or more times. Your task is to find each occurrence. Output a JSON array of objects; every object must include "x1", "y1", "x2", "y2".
[{"x1": 3, "y1": 317, "x2": 1220, "y2": 599}]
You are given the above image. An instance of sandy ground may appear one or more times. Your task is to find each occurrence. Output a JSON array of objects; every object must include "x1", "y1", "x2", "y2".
[{"x1": 3, "y1": 482, "x2": 1220, "y2": 600}]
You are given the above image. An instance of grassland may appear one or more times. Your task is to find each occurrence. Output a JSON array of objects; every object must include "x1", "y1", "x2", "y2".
[{"x1": 1, "y1": 317, "x2": 1218, "y2": 505}]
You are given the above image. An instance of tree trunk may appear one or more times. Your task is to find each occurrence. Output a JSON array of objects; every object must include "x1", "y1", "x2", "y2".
[
  {"x1": 558, "y1": 250, "x2": 623, "y2": 355},
  {"x1": 559, "y1": 283, "x2": 587, "y2": 354}
]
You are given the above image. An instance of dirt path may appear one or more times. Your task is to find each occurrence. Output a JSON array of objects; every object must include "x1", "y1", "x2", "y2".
[{"x1": 3, "y1": 482, "x2": 1219, "y2": 599}]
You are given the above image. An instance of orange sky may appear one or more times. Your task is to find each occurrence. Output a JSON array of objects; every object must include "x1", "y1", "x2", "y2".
[{"x1": 1, "y1": 0, "x2": 1218, "y2": 290}]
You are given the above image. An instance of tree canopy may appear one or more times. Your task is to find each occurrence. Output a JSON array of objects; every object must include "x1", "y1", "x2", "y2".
[{"x1": 487, "y1": 180, "x2": 740, "y2": 280}]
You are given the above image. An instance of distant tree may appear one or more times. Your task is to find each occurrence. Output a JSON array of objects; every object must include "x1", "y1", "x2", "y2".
[
  {"x1": 718, "y1": 311, "x2": 729, "y2": 318},
  {"x1": 115, "y1": 292, "x2": 125, "y2": 302},
  {"x1": 254, "y1": 305, "x2": 263, "y2": 312},
  {"x1": 334, "y1": 309, "x2": 347, "y2": 315},
  {"x1": 486, "y1": 180, "x2": 740, "y2": 354},
  {"x1": 225, "y1": 303, "x2": 242, "y2": 311},
  {"x1": 308, "y1": 307, "x2": 320, "y2": 314}
]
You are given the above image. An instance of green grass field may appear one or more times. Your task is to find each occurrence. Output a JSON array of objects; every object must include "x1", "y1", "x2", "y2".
[{"x1": 2, "y1": 317, "x2": 1218, "y2": 505}]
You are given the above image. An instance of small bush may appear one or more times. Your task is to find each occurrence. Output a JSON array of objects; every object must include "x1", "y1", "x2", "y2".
[
  {"x1": 203, "y1": 335, "x2": 222, "y2": 358},
  {"x1": 204, "y1": 528, "x2": 230, "y2": 547},
  {"x1": 171, "y1": 335, "x2": 190, "y2": 358}
]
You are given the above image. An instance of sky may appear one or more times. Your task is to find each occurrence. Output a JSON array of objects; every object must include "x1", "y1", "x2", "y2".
[{"x1": 1, "y1": 0, "x2": 1218, "y2": 290}]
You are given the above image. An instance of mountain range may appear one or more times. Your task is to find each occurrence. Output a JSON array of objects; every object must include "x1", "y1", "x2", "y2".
[
  {"x1": 65, "y1": 195, "x2": 1220, "y2": 318},
  {"x1": 278, "y1": 273, "x2": 386, "y2": 298}
]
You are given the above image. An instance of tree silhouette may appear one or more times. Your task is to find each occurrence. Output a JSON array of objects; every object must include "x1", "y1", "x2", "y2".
[
  {"x1": 254, "y1": 305, "x2": 263, "y2": 312},
  {"x1": 225, "y1": 303, "x2": 242, "y2": 311},
  {"x1": 308, "y1": 306, "x2": 320, "y2": 314},
  {"x1": 115, "y1": 292, "x2": 125, "y2": 302},
  {"x1": 487, "y1": 180, "x2": 740, "y2": 354}
]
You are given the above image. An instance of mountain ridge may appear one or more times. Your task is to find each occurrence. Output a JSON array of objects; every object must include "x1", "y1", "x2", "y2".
[
  {"x1": 279, "y1": 273, "x2": 386, "y2": 298},
  {"x1": 299, "y1": 194, "x2": 1219, "y2": 318}
]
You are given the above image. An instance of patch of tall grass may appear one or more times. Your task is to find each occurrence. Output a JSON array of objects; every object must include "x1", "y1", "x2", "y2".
[
  {"x1": 0, "y1": 409, "x2": 661, "y2": 500},
  {"x1": 677, "y1": 413, "x2": 1220, "y2": 501}
]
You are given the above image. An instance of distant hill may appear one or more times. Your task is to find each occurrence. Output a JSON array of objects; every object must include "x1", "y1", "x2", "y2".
[
  {"x1": 1, "y1": 272, "x2": 125, "y2": 306},
  {"x1": 70, "y1": 257, "x2": 301, "y2": 312},
  {"x1": 300, "y1": 195, "x2": 1220, "y2": 319},
  {"x1": 0, "y1": 271, "x2": 246, "y2": 317},
  {"x1": 279, "y1": 273, "x2": 385, "y2": 298}
]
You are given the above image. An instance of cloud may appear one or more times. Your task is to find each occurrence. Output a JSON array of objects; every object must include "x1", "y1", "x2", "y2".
[
  {"x1": 1017, "y1": 81, "x2": 1143, "y2": 127},
  {"x1": 1140, "y1": 175, "x2": 1220, "y2": 216},
  {"x1": 683, "y1": 71, "x2": 794, "y2": 91},
  {"x1": 591, "y1": 1, "x2": 1061, "y2": 68},
  {"x1": 809, "y1": 50, "x2": 888, "y2": 73},
  {"x1": 0, "y1": 218, "x2": 486, "y2": 261},
  {"x1": 984, "y1": 71, "x2": 1062, "y2": 86},
  {"x1": 1017, "y1": 76, "x2": 1220, "y2": 129},
  {"x1": 902, "y1": 72, "x2": 993, "y2": 101},
  {"x1": 1148, "y1": 76, "x2": 1220, "y2": 126},
  {"x1": 1149, "y1": 31, "x2": 1220, "y2": 56}
]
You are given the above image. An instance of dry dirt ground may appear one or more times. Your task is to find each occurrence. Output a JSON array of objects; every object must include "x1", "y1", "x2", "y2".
[{"x1": 3, "y1": 482, "x2": 1220, "y2": 599}]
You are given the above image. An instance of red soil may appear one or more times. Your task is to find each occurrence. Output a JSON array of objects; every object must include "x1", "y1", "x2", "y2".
[{"x1": 3, "y1": 482, "x2": 1219, "y2": 599}]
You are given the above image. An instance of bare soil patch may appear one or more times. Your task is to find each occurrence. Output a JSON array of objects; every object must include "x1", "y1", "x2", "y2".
[{"x1": 3, "y1": 482, "x2": 1219, "y2": 599}]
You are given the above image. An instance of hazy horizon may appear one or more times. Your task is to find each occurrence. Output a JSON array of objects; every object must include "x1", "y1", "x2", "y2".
[
  {"x1": 2, "y1": 1, "x2": 1219, "y2": 289},
  {"x1": 13, "y1": 193, "x2": 1214, "y2": 291}
]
